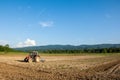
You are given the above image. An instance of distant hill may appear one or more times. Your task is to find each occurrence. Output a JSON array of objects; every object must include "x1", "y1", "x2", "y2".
[{"x1": 14, "y1": 44, "x2": 120, "y2": 52}]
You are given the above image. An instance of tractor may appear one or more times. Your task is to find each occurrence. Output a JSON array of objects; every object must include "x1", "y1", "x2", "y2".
[{"x1": 24, "y1": 51, "x2": 40, "y2": 63}]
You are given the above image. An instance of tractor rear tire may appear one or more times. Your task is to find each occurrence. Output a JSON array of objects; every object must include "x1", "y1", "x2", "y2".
[{"x1": 28, "y1": 58, "x2": 32, "y2": 63}]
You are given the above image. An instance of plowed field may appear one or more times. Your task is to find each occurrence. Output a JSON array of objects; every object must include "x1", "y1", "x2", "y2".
[{"x1": 0, "y1": 54, "x2": 120, "y2": 80}]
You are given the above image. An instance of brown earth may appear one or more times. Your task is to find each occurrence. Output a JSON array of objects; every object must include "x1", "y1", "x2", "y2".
[{"x1": 0, "y1": 54, "x2": 120, "y2": 80}]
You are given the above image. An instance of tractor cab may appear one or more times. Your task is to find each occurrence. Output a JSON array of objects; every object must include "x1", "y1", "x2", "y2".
[{"x1": 29, "y1": 51, "x2": 39, "y2": 58}]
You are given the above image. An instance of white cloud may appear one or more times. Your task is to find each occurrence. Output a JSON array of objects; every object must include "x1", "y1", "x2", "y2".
[
  {"x1": 0, "y1": 40, "x2": 9, "y2": 45},
  {"x1": 16, "y1": 38, "x2": 36, "y2": 47},
  {"x1": 39, "y1": 21, "x2": 54, "y2": 27}
]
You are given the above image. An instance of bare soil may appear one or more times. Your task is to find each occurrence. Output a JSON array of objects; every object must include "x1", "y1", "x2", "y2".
[{"x1": 0, "y1": 54, "x2": 120, "y2": 80}]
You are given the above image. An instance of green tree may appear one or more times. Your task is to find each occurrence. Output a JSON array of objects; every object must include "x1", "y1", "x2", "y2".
[{"x1": 4, "y1": 44, "x2": 10, "y2": 53}]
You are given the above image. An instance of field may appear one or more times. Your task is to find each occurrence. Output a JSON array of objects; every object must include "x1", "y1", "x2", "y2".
[{"x1": 0, "y1": 53, "x2": 120, "y2": 80}]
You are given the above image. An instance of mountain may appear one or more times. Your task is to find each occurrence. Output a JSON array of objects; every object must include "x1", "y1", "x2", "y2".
[{"x1": 14, "y1": 44, "x2": 120, "y2": 52}]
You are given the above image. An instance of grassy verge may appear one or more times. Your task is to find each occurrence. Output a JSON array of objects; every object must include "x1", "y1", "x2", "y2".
[{"x1": 0, "y1": 52, "x2": 27, "y2": 56}]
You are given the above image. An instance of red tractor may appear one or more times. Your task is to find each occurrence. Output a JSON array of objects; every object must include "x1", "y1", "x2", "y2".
[{"x1": 24, "y1": 51, "x2": 40, "y2": 63}]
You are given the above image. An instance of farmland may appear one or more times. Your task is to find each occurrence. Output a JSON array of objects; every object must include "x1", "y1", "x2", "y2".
[{"x1": 0, "y1": 53, "x2": 120, "y2": 80}]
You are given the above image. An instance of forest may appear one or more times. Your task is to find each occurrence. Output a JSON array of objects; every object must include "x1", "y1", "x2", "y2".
[
  {"x1": 38, "y1": 48, "x2": 120, "y2": 53},
  {"x1": 1, "y1": 44, "x2": 120, "y2": 54},
  {"x1": 0, "y1": 44, "x2": 15, "y2": 53}
]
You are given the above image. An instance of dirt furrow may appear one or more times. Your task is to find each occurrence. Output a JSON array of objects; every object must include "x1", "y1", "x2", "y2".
[{"x1": 107, "y1": 64, "x2": 120, "y2": 74}]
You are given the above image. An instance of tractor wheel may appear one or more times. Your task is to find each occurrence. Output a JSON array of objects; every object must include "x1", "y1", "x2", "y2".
[
  {"x1": 24, "y1": 57, "x2": 28, "y2": 62},
  {"x1": 28, "y1": 58, "x2": 32, "y2": 63}
]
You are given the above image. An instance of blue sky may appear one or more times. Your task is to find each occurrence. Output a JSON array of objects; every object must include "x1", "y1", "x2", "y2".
[{"x1": 0, "y1": 0, "x2": 120, "y2": 47}]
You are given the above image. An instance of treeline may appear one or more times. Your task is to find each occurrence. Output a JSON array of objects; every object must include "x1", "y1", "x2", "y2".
[
  {"x1": 38, "y1": 48, "x2": 120, "y2": 53},
  {"x1": 0, "y1": 44, "x2": 16, "y2": 53}
]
